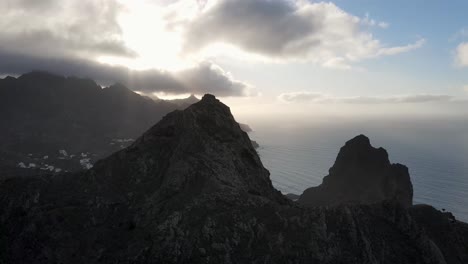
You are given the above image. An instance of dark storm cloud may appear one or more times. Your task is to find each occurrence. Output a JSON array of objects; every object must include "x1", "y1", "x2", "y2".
[
  {"x1": 184, "y1": 0, "x2": 319, "y2": 57},
  {"x1": 0, "y1": 50, "x2": 251, "y2": 97},
  {"x1": 0, "y1": 30, "x2": 135, "y2": 59},
  {"x1": 0, "y1": 0, "x2": 133, "y2": 58}
]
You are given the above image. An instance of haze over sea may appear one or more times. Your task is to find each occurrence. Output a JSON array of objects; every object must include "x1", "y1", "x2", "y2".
[{"x1": 249, "y1": 117, "x2": 468, "y2": 222}]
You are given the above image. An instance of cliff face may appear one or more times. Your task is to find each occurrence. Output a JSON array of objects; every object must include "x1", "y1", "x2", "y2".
[
  {"x1": 0, "y1": 95, "x2": 466, "y2": 264},
  {"x1": 88, "y1": 94, "x2": 285, "y2": 205},
  {"x1": 298, "y1": 135, "x2": 413, "y2": 208}
]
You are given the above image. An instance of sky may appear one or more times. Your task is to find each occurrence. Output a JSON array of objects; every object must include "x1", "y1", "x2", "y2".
[{"x1": 1, "y1": 0, "x2": 467, "y2": 118}]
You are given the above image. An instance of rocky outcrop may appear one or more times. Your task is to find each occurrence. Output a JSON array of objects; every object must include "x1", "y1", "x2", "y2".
[
  {"x1": 88, "y1": 93, "x2": 284, "y2": 204},
  {"x1": 409, "y1": 204, "x2": 468, "y2": 263},
  {"x1": 237, "y1": 123, "x2": 259, "y2": 148},
  {"x1": 298, "y1": 135, "x2": 413, "y2": 208},
  {"x1": 0, "y1": 95, "x2": 466, "y2": 264},
  {"x1": 238, "y1": 123, "x2": 253, "y2": 132},
  {"x1": 285, "y1": 193, "x2": 300, "y2": 201}
]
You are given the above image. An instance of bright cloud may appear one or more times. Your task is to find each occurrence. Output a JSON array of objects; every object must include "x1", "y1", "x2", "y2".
[
  {"x1": 377, "y1": 39, "x2": 426, "y2": 56},
  {"x1": 0, "y1": 0, "x2": 252, "y2": 96},
  {"x1": 0, "y1": 0, "x2": 427, "y2": 96},
  {"x1": 455, "y1": 42, "x2": 468, "y2": 67},
  {"x1": 361, "y1": 13, "x2": 389, "y2": 28},
  {"x1": 181, "y1": 0, "x2": 423, "y2": 68}
]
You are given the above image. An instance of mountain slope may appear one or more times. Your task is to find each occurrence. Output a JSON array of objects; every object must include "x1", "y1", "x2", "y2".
[
  {"x1": 0, "y1": 71, "x2": 197, "y2": 172},
  {"x1": 0, "y1": 95, "x2": 466, "y2": 264}
]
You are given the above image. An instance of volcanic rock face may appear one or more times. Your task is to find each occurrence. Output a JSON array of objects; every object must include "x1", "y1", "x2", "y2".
[
  {"x1": 89, "y1": 93, "x2": 285, "y2": 205},
  {"x1": 0, "y1": 95, "x2": 467, "y2": 264},
  {"x1": 298, "y1": 135, "x2": 413, "y2": 208}
]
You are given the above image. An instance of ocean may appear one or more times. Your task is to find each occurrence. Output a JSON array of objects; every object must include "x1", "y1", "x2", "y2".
[{"x1": 248, "y1": 116, "x2": 468, "y2": 222}]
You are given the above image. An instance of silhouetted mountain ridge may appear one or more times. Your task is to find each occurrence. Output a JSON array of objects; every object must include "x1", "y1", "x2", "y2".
[
  {"x1": 0, "y1": 94, "x2": 466, "y2": 263},
  {"x1": 0, "y1": 72, "x2": 204, "y2": 172},
  {"x1": 166, "y1": 94, "x2": 200, "y2": 106}
]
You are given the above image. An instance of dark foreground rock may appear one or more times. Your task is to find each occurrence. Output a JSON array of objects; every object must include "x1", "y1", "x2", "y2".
[
  {"x1": 0, "y1": 95, "x2": 467, "y2": 264},
  {"x1": 298, "y1": 135, "x2": 413, "y2": 208},
  {"x1": 285, "y1": 193, "x2": 300, "y2": 201}
]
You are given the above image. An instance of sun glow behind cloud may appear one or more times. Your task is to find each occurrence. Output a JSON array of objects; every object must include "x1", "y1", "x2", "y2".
[
  {"x1": 2, "y1": 0, "x2": 464, "y2": 107},
  {"x1": 104, "y1": 0, "x2": 270, "y2": 70},
  {"x1": 99, "y1": 0, "x2": 196, "y2": 71},
  {"x1": 98, "y1": 0, "x2": 425, "y2": 72}
]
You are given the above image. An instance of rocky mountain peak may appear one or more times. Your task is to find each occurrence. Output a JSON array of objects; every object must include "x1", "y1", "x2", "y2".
[
  {"x1": 105, "y1": 83, "x2": 134, "y2": 94},
  {"x1": 330, "y1": 134, "x2": 390, "y2": 176},
  {"x1": 1, "y1": 95, "x2": 467, "y2": 264},
  {"x1": 299, "y1": 135, "x2": 413, "y2": 207},
  {"x1": 18, "y1": 70, "x2": 63, "y2": 80},
  {"x1": 346, "y1": 134, "x2": 370, "y2": 144},
  {"x1": 201, "y1": 93, "x2": 217, "y2": 101},
  {"x1": 91, "y1": 94, "x2": 284, "y2": 205},
  {"x1": 3, "y1": 76, "x2": 16, "y2": 81},
  {"x1": 14, "y1": 71, "x2": 65, "y2": 88}
]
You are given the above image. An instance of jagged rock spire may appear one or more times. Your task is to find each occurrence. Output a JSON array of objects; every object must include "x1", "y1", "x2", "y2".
[{"x1": 298, "y1": 134, "x2": 413, "y2": 207}]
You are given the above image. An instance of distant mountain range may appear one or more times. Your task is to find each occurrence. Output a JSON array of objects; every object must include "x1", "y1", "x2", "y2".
[{"x1": 0, "y1": 71, "x2": 200, "y2": 173}]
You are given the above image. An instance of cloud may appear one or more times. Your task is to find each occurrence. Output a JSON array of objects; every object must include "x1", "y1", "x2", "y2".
[
  {"x1": 181, "y1": 0, "x2": 423, "y2": 68},
  {"x1": 455, "y1": 42, "x2": 468, "y2": 67},
  {"x1": 0, "y1": 0, "x2": 424, "y2": 96},
  {"x1": 361, "y1": 13, "x2": 389, "y2": 29},
  {"x1": 278, "y1": 92, "x2": 325, "y2": 103},
  {"x1": 184, "y1": 0, "x2": 318, "y2": 57},
  {"x1": 175, "y1": 62, "x2": 256, "y2": 96},
  {"x1": 278, "y1": 92, "x2": 458, "y2": 104},
  {"x1": 449, "y1": 28, "x2": 468, "y2": 42},
  {"x1": 0, "y1": 0, "x2": 253, "y2": 97},
  {"x1": 0, "y1": 0, "x2": 136, "y2": 60},
  {"x1": 377, "y1": 39, "x2": 426, "y2": 56},
  {"x1": 0, "y1": 50, "x2": 252, "y2": 97}
]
